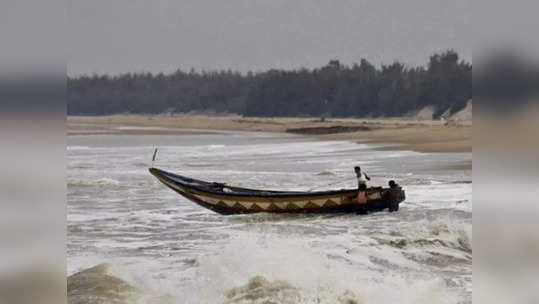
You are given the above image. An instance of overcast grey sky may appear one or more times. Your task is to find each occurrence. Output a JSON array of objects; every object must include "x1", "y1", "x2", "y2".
[{"x1": 68, "y1": 0, "x2": 471, "y2": 76}]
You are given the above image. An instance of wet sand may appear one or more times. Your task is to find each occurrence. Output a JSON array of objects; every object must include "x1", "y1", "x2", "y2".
[
  {"x1": 68, "y1": 115, "x2": 471, "y2": 156},
  {"x1": 318, "y1": 124, "x2": 472, "y2": 153}
]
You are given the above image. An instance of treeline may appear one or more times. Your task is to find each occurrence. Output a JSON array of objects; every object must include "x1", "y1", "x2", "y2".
[{"x1": 68, "y1": 50, "x2": 471, "y2": 118}]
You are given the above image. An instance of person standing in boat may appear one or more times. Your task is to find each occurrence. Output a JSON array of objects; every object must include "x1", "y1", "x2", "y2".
[{"x1": 354, "y1": 166, "x2": 371, "y2": 188}]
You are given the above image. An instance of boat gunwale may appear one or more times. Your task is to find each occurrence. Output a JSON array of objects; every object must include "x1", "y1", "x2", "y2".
[{"x1": 149, "y1": 167, "x2": 367, "y2": 198}]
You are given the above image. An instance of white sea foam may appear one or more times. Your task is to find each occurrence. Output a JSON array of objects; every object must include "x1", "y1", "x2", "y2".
[
  {"x1": 82, "y1": 232, "x2": 458, "y2": 304},
  {"x1": 403, "y1": 183, "x2": 472, "y2": 211}
]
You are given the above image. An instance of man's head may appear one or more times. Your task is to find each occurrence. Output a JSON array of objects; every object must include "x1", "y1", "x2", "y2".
[
  {"x1": 389, "y1": 180, "x2": 397, "y2": 188},
  {"x1": 354, "y1": 166, "x2": 361, "y2": 173}
]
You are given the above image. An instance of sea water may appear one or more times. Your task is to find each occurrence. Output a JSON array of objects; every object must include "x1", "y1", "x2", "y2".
[{"x1": 67, "y1": 130, "x2": 472, "y2": 303}]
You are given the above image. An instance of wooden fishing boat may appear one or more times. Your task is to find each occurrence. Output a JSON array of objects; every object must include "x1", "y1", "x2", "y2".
[{"x1": 149, "y1": 167, "x2": 405, "y2": 215}]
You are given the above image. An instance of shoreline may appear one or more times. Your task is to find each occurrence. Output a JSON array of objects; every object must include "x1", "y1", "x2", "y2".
[{"x1": 68, "y1": 115, "x2": 472, "y2": 168}]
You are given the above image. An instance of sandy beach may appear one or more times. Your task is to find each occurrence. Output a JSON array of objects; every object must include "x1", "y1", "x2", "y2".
[{"x1": 68, "y1": 115, "x2": 471, "y2": 154}]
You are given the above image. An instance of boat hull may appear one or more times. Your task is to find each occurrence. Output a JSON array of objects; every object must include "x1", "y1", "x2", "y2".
[{"x1": 149, "y1": 168, "x2": 405, "y2": 215}]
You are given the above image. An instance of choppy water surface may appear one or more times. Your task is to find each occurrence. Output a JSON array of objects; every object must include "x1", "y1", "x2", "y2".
[{"x1": 68, "y1": 130, "x2": 472, "y2": 304}]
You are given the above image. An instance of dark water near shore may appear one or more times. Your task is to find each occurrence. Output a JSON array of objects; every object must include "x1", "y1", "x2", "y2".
[{"x1": 68, "y1": 130, "x2": 471, "y2": 303}]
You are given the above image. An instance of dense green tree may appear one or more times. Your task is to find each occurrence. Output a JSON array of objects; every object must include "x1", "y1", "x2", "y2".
[{"x1": 68, "y1": 51, "x2": 472, "y2": 118}]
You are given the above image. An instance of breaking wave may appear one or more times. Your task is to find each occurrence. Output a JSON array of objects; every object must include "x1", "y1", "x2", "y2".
[
  {"x1": 221, "y1": 275, "x2": 454, "y2": 304},
  {"x1": 69, "y1": 261, "x2": 456, "y2": 304},
  {"x1": 384, "y1": 217, "x2": 472, "y2": 253}
]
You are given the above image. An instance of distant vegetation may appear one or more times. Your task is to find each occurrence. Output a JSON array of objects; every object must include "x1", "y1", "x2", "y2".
[{"x1": 68, "y1": 50, "x2": 471, "y2": 118}]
